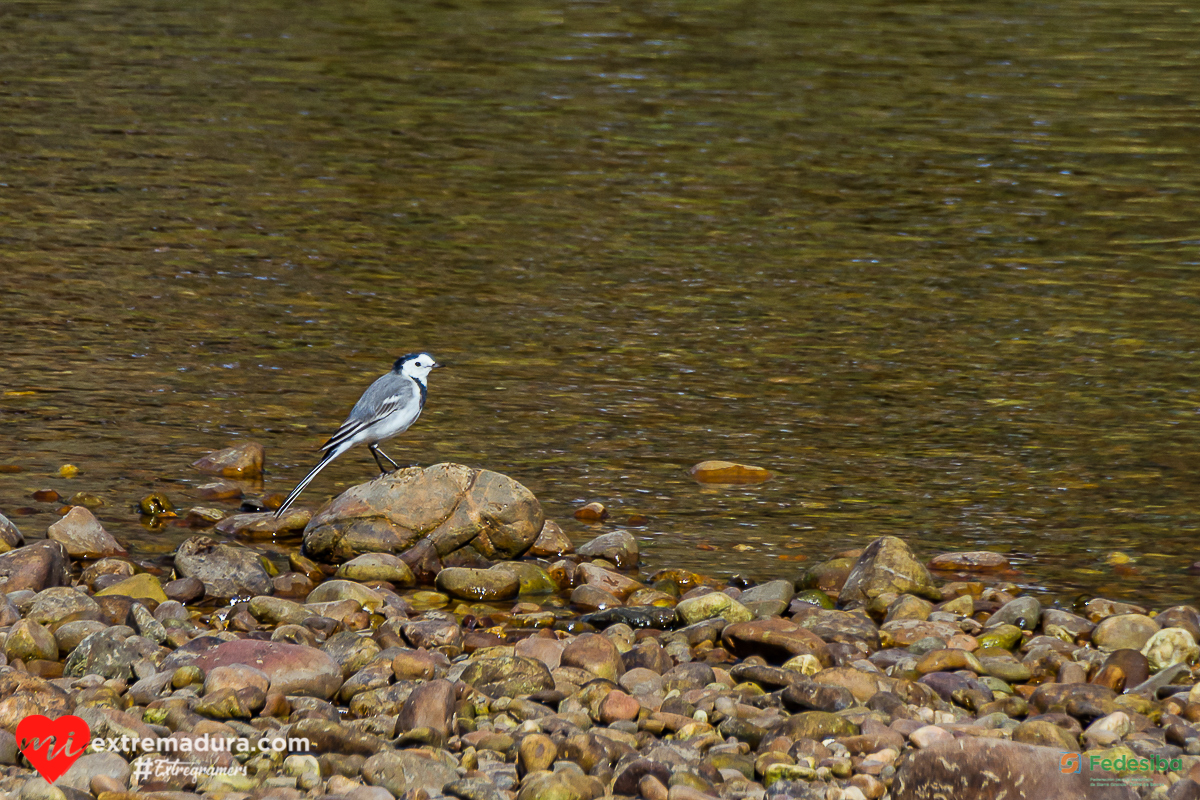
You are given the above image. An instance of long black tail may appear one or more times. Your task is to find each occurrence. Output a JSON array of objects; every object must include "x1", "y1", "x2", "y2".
[{"x1": 274, "y1": 446, "x2": 343, "y2": 518}]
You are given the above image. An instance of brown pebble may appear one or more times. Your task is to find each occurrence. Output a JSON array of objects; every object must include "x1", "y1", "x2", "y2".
[
  {"x1": 262, "y1": 691, "x2": 292, "y2": 718},
  {"x1": 273, "y1": 571, "x2": 316, "y2": 597},
  {"x1": 90, "y1": 775, "x2": 125, "y2": 795},
  {"x1": 598, "y1": 689, "x2": 640, "y2": 723},
  {"x1": 517, "y1": 733, "x2": 558, "y2": 775},
  {"x1": 32, "y1": 489, "x2": 60, "y2": 502},
  {"x1": 639, "y1": 775, "x2": 669, "y2": 800},
  {"x1": 850, "y1": 774, "x2": 885, "y2": 800},
  {"x1": 1057, "y1": 661, "x2": 1087, "y2": 684},
  {"x1": 164, "y1": 576, "x2": 205, "y2": 603},
  {"x1": 27, "y1": 660, "x2": 64, "y2": 679}
]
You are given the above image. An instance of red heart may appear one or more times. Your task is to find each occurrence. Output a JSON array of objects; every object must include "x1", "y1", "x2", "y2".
[{"x1": 16, "y1": 714, "x2": 90, "y2": 784}]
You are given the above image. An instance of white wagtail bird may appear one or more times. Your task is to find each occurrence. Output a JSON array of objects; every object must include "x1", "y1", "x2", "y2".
[{"x1": 274, "y1": 352, "x2": 443, "y2": 517}]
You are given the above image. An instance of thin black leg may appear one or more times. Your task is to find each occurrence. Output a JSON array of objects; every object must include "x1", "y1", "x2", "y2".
[{"x1": 370, "y1": 444, "x2": 400, "y2": 473}]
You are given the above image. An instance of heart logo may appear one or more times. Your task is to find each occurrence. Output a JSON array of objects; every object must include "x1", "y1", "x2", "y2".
[{"x1": 16, "y1": 714, "x2": 90, "y2": 783}]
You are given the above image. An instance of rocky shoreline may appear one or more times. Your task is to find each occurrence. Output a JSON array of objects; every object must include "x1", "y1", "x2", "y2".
[{"x1": 0, "y1": 452, "x2": 1196, "y2": 800}]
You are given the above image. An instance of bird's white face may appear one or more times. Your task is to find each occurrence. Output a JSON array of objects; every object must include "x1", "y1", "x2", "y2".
[{"x1": 401, "y1": 352, "x2": 440, "y2": 381}]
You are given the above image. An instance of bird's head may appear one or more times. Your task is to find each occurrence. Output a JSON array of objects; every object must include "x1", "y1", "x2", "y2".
[{"x1": 396, "y1": 352, "x2": 442, "y2": 381}]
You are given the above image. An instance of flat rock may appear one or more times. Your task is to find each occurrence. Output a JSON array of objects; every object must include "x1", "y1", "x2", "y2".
[
  {"x1": 162, "y1": 637, "x2": 343, "y2": 699},
  {"x1": 460, "y1": 655, "x2": 554, "y2": 698},
  {"x1": 96, "y1": 574, "x2": 168, "y2": 605},
  {"x1": 215, "y1": 510, "x2": 310, "y2": 537},
  {"x1": 928, "y1": 551, "x2": 1010, "y2": 572},
  {"x1": 436, "y1": 566, "x2": 519, "y2": 602},
  {"x1": 892, "y1": 738, "x2": 1137, "y2": 800},
  {"x1": 334, "y1": 552, "x2": 416, "y2": 586},
  {"x1": 688, "y1": 461, "x2": 773, "y2": 484},
  {"x1": 362, "y1": 749, "x2": 458, "y2": 796},
  {"x1": 1093, "y1": 614, "x2": 1160, "y2": 651}
]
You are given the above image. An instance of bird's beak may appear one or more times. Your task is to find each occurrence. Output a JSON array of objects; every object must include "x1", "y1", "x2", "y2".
[{"x1": 432, "y1": 362, "x2": 446, "y2": 369}]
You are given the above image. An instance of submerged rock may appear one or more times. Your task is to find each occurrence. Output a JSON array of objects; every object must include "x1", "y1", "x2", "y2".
[
  {"x1": 192, "y1": 441, "x2": 265, "y2": 478},
  {"x1": 303, "y1": 463, "x2": 543, "y2": 563},
  {"x1": 688, "y1": 460, "x2": 773, "y2": 484}
]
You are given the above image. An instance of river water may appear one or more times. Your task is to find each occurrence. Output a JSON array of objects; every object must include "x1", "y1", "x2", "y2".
[{"x1": 2, "y1": 0, "x2": 1199, "y2": 606}]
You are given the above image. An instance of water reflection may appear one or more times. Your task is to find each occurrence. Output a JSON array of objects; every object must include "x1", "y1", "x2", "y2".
[{"x1": 1, "y1": 0, "x2": 1198, "y2": 606}]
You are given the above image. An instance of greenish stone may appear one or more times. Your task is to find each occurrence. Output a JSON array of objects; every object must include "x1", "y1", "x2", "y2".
[
  {"x1": 793, "y1": 589, "x2": 835, "y2": 609},
  {"x1": 976, "y1": 624, "x2": 1023, "y2": 650}
]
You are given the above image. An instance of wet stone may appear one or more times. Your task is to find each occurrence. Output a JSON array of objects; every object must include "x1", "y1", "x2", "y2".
[
  {"x1": 581, "y1": 606, "x2": 676, "y2": 630},
  {"x1": 577, "y1": 530, "x2": 640, "y2": 569},
  {"x1": 528, "y1": 519, "x2": 574, "y2": 558},
  {"x1": 986, "y1": 596, "x2": 1041, "y2": 631},
  {"x1": 0, "y1": 513, "x2": 24, "y2": 554},
  {"x1": 436, "y1": 566, "x2": 520, "y2": 602},
  {"x1": 47, "y1": 507, "x2": 127, "y2": 559},
  {"x1": 192, "y1": 441, "x2": 265, "y2": 478},
  {"x1": 334, "y1": 552, "x2": 416, "y2": 586},
  {"x1": 689, "y1": 461, "x2": 772, "y2": 484}
]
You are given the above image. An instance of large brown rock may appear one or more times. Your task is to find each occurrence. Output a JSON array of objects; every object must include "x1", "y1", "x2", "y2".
[
  {"x1": 162, "y1": 637, "x2": 342, "y2": 699},
  {"x1": 893, "y1": 738, "x2": 1136, "y2": 800},
  {"x1": 840, "y1": 536, "x2": 940, "y2": 605},
  {"x1": 302, "y1": 463, "x2": 543, "y2": 563},
  {"x1": 722, "y1": 618, "x2": 832, "y2": 666},
  {"x1": 0, "y1": 541, "x2": 70, "y2": 593}
]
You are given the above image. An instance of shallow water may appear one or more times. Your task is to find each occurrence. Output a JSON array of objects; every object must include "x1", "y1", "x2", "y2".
[{"x1": 2, "y1": 0, "x2": 1200, "y2": 606}]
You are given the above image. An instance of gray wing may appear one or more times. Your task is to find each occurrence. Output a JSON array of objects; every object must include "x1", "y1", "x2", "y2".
[{"x1": 320, "y1": 371, "x2": 417, "y2": 451}]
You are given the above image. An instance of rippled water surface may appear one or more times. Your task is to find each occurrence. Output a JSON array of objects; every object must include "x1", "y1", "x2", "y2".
[{"x1": 3, "y1": 0, "x2": 1200, "y2": 605}]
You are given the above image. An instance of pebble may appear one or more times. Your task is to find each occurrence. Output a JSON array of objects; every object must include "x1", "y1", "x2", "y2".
[{"x1": 0, "y1": 466, "x2": 1195, "y2": 800}]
